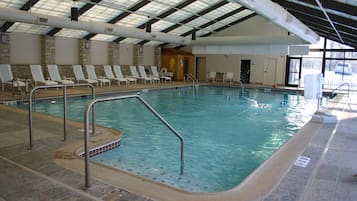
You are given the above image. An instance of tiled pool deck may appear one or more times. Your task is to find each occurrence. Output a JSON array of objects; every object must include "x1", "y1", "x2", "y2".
[{"x1": 0, "y1": 83, "x2": 356, "y2": 201}]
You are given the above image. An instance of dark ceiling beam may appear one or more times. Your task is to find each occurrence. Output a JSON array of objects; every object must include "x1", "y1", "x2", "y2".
[
  {"x1": 273, "y1": 0, "x2": 356, "y2": 29},
  {"x1": 0, "y1": 0, "x2": 40, "y2": 32},
  {"x1": 181, "y1": 7, "x2": 247, "y2": 37},
  {"x1": 47, "y1": 0, "x2": 102, "y2": 36},
  {"x1": 302, "y1": 20, "x2": 357, "y2": 45},
  {"x1": 297, "y1": 0, "x2": 357, "y2": 16},
  {"x1": 289, "y1": 10, "x2": 357, "y2": 37},
  {"x1": 84, "y1": 0, "x2": 151, "y2": 40},
  {"x1": 309, "y1": 27, "x2": 356, "y2": 49}
]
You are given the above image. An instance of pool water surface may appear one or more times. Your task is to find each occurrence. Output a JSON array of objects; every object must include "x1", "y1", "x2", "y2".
[{"x1": 22, "y1": 87, "x2": 315, "y2": 192}]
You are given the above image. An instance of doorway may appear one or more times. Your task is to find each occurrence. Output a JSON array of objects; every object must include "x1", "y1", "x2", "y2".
[
  {"x1": 264, "y1": 58, "x2": 277, "y2": 85},
  {"x1": 196, "y1": 57, "x2": 206, "y2": 81},
  {"x1": 286, "y1": 57, "x2": 302, "y2": 87},
  {"x1": 240, "y1": 60, "x2": 251, "y2": 84}
]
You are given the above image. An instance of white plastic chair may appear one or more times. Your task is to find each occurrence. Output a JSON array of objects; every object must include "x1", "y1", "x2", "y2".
[
  {"x1": 47, "y1": 64, "x2": 74, "y2": 85},
  {"x1": 138, "y1": 66, "x2": 154, "y2": 84},
  {"x1": 0, "y1": 64, "x2": 26, "y2": 93},
  {"x1": 103, "y1": 65, "x2": 128, "y2": 86},
  {"x1": 72, "y1": 65, "x2": 98, "y2": 86},
  {"x1": 223, "y1": 72, "x2": 234, "y2": 84},
  {"x1": 113, "y1": 65, "x2": 136, "y2": 84},
  {"x1": 85, "y1": 65, "x2": 111, "y2": 87},
  {"x1": 208, "y1": 72, "x2": 216, "y2": 82},
  {"x1": 151, "y1": 66, "x2": 171, "y2": 83},
  {"x1": 30, "y1": 64, "x2": 58, "y2": 86}
]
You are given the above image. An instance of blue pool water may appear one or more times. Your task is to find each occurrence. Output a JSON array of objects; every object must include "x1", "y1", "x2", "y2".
[{"x1": 19, "y1": 87, "x2": 315, "y2": 192}]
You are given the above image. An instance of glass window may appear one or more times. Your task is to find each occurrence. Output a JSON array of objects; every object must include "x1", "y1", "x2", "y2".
[
  {"x1": 55, "y1": 28, "x2": 89, "y2": 38},
  {"x1": 8, "y1": 22, "x2": 52, "y2": 35},
  {"x1": 91, "y1": 34, "x2": 117, "y2": 41}
]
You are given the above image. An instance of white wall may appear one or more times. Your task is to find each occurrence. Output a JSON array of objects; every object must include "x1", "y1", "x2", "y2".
[
  {"x1": 143, "y1": 45, "x2": 155, "y2": 65},
  {"x1": 119, "y1": 43, "x2": 134, "y2": 65},
  {"x1": 217, "y1": 16, "x2": 288, "y2": 36},
  {"x1": 195, "y1": 16, "x2": 289, "y2": 85},
  {"x1": 10, "y1": 32, "x2": 41, "y2": 64},
  {"x1": 56, "y1": 36, "x2": 78, "y2": 65},
  {"x1": 90, "y1": 40, "x2": 108, "y2": 65}
]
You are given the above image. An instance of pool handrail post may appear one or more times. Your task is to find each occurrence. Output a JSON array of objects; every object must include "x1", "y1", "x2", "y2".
[
  {"x1": 63, "y1": 85, "x2": 67, "y2": 141},
  {"x1": 83, "y1": 94, "x2": 185, "y2": 188},
  {"x1": 28, "y1": 83, "x2": 95, "y2": 150}
]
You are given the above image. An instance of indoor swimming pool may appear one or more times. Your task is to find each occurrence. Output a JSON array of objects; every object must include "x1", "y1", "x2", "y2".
[{"x1": 17, "y1": 87, "x2": 316, "y2": 192}]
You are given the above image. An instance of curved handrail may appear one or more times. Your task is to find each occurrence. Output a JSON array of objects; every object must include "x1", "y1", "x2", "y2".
[
  {"x1": 84, "y1": 94, "x2": 185, "y2": 188},
  {"x1": 28, "y1": 83, "x2": 95, "y2": 149},
  {"x1": 332, "y1": 83, "x2": 350, "y2": 98}
]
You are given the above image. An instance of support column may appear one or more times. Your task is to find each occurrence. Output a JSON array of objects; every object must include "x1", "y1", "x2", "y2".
[
  {"x1": 41, "y1": 35, "x2": 56, "y2": 66},
  {"x1": 0, "y1": 33, "x2": 10, "y2": 64},
  {"x1": 108, "y1": 42, "x2": 120, "y2": 65},
  {"x1": 154, "y1": 47, "x2": 162, "y2": 68},
  {"x1": 133, "y1": 45, "x2": 143, "y2": 66},
  {"x1": 79, "y1": 39, "x2": 91, "y2": 65}
]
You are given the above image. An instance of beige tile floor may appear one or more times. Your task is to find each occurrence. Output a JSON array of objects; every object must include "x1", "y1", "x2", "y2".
[{"x1": 0, "y1": 82, "x2": 356, "y2": 201}]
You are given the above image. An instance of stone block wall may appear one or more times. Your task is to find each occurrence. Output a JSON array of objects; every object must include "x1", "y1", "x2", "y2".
[
  {"x1": 108, "y1": 42, "x2": 120, "y2": 65},
  {"x1": 79, "y1": 40, "x2": 90, "y2": 65},
  {"x1": 154, "y1": 47, "x2": 161, "y2": 68},
  {"x1": 41, "y1": 35, "x2": 55, "y2": 66},
  {"x1": 0, "y1": 33, "x2": 10, "y2": 64},
  {"x1": 133, "y1": 45, "x2": 143, "y2": 66}
]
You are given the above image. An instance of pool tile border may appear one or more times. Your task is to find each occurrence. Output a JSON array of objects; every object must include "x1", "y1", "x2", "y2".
[{"x1": 78, "y1": 139, "x2": 121, "y2": 157}]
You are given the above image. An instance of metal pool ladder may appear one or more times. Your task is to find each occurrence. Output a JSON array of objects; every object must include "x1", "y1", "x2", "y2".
[
  {"x1": 84, "y1": 94, "x2": 185, "y2": 188},
  {"x1": 28, "y1": 83, "x2": 95, "y2": 149}
]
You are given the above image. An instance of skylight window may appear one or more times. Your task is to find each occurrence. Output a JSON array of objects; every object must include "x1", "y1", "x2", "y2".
[
  {"x1": 91, "y1": 34, "x2": 118, "y2": 41},
  {"x1": 0, "y1": 0, "x2": 25, "y2": 9},
  {"x1": 165, "y1": 10, "x2": 191, "y2": 22},
  {"x1": 168, "y1": 25, "x2": 192, "y2": 35},
  {"x1": 30, "y1": 0, "x2": 85, "y2": 17},
  {"x1": 116, "y1": 13, "x2": 148, "y2": 27},
  {"x1": 102, "y1": 0, "x2": 142, "y2": 9},
  {"x1": 8, "y1": 22, "x2": 52, "y2": 35},
  {"x1": 121, "y1": 38, "x2": 142, "y2": 44},
  {"x1": 152, "y1": 20, "x2": 176, "y2": 32},
  {"x1": 55, "y1": 28, "x2": 89, "y2": 38},
  {"x1": 136, "y1": 1, "x2": 170, "y2": 17},
  {"x1": 80, "y1": 5, "x2": 121, "y2": 22}
]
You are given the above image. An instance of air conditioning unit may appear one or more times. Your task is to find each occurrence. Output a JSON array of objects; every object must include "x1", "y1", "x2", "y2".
[
  {"x1": 37, "y1": 17, "x2": 48, "y2": 24},
  {"x1": 106, "y1": 27, "x2": 113, "y2": 33}
]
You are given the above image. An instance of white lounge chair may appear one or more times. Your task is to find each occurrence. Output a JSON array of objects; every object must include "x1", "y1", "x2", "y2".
[
  {"x1": 113, "y1": 65, "x2": 136, "y2": 84},
  {"x1": 130, "y1": 65, "x2": 150, "y2": 84},
  {"x1": 30, "y1": 64, "x2": 58, "y2": 86},
  {"x1": 0, "y1": 64, "x2": 27, "y2": 93},
  {"x1": 85, "y1": 65, "x2": 111, "y2": 87},
  {"x1": 138, "y1": 66, "x2": 155, "y2": 84},
  {"x1": 103, "y1": 65, "x2": 128, "y2": 86},
  {"x1": 72, "y1": 65, "x2": 98, "y2": 86},
  {"x1": 208, "y1": 72, "x2": 216, "y2": 82},
  {"x1": 151, "y1": 66, "x2": 171, "y2": 83},
  {"x1": 47, "y1": 64, "x2": 74, "y2": 85},
  {"x1": 223, "y1": 72, "x2": 234, "y2": 84}
]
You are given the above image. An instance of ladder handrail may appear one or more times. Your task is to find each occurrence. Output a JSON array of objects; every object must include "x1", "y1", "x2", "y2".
[
  {"x1": 332, "y1": 82, "x2": 350, "y2": 98},
  {"x1": 84, "y1": 94, "x2": 185, "y2": 188},
  {"x1": 28, "y1": 83, "x2": 95, "y2": 149}
]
